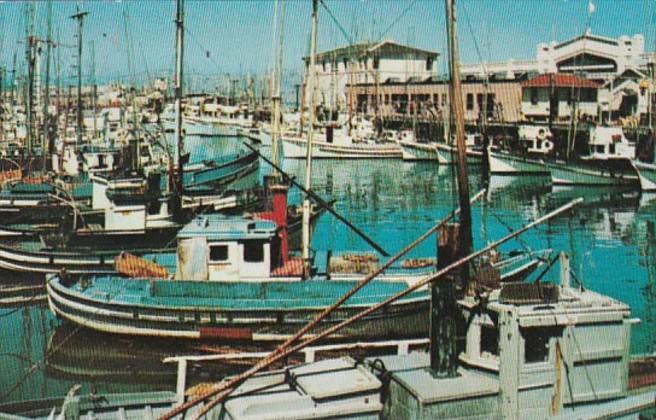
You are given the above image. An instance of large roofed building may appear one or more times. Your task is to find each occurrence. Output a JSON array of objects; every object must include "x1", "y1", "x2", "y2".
[
  {"x1": 461, "y1": 31, "x2": 647, "y2": 82},
  {"x1": 302, "y1": 40, "x2": 438, "y2": 113}
]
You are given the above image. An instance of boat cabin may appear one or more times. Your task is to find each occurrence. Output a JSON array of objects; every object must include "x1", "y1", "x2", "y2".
[
  {"x1": 90, "y1": 172, "x2": 173, "y2": 232},
  {"x1": 518, "y1": 125, "x2": 555, "y2": 154},
  {"x1": 584, "y1": 126, "x2": 635, "y2": 160},
  {"x1": 175, "y1": 215, "x2": 279, "y2": 281},
  {"x1": 214, "y1": 254, "x2": 641, "y2": 420}
]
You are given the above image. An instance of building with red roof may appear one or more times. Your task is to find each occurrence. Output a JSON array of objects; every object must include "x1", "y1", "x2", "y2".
[{"x1": 521, "y1": 73, "x2": 602, "y2": 122}]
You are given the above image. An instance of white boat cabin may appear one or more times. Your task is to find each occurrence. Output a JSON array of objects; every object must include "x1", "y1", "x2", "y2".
[
  {"x1": 584, "y1": 126, "x2": 635, "y2": 160},
  {"x1": 518, "y1": 125, "x2": 555, "y2": 154},
  {"x1": 90, "y1": 172, "x2": 173, "y2": 232},
  {"x1": 175, "y1": 215, "x2": 278, "y2": 282}
]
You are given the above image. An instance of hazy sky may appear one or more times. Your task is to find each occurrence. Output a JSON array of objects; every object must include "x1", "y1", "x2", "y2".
[{"x1": 0, "y1": 0, "x2": 655, "y2": 91}]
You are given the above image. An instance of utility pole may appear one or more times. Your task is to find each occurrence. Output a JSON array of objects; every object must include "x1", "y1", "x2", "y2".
[{"x1": 70, "y1": 5, "x2": 88, "y2": 146}]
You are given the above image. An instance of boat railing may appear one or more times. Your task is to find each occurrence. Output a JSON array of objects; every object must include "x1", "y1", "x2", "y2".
[{"x1": 162, "y1": 338, "x2": 429, "y2": 404}]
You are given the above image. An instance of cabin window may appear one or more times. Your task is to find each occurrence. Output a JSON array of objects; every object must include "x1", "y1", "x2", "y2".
[
  {"x1": 243, "y1": 240, "x2": 265, "y2": 262},
  {"x1": 481, "y1": 325, "x2": 499, "y2": 356},
  {"x1": 466, "y1": 93, "x2": 474, "y2": 110},
  {"x1": 596, "y1": 145, "x2": 605, "y2": 154},
  {"x1": 609, "y1": 143, "x2": 616, "y2": 154},
  {"x1": 209, "y1": 245, "x2": 229, "y2": 262},
  {"x1": 147, "y1": 200, "x2": 161, "y2": 215},
  {"x1": 522, "y1": 327, "x2": 560, "y2": 363},
  {"x1": 98, "y1": 154, "x2": 106, "y2": 168}
]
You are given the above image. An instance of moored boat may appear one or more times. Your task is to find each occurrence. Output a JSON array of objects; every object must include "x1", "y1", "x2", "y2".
[
  {"x1": 487, "y1": 125, "x2": 552, "y2": 175},
  {"x1": 46, "y1": 186, "x2": 549, "y2": 341},
  {"x1": 545, "y1": 126, "x2": 638, "y2": 186}
]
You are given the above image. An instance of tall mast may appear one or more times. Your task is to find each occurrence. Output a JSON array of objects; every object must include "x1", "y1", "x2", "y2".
[
  {"x1": 173, "y1": 0, "x2": 185, "y2": 215},
  {"x1": 446, "y1": 0, "x2": 472, "y2": 266},
  {"x1": 429, "y1": 0, "x2": 473, "y2": 380},
  {"x1": 43, "y1": 0, "x2": 52, "y2": 169},
  {"x1": 270, "y1": 0, "x2": 286, "y2": 171},
  {"x1": 302, "y1": 0, "x2": 319, "y2": 277},
  {"x1": 70, "y1": 5, "x2": 88, "y2": 146},
  {"x1": 25, "y1": 1, "x2": 36, "y2": 153}
]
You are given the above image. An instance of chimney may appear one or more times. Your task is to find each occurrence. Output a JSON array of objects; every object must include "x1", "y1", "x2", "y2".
[{"x1": 269, "y1": 183, "x2": 289, "y2": 265}]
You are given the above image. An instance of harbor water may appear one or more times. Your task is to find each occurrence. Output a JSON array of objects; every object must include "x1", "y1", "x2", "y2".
[{"x1": 1, "y1": 135, "x2": 655, "y2": 406}]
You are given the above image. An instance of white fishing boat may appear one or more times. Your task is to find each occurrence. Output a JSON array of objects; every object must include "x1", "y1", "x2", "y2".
[
  {"x1": 487, "y1": 125, "x2": 553, "y2": 175},
  {"x1": 282, "y1": 127, "x2": 403, "y2": 159}
]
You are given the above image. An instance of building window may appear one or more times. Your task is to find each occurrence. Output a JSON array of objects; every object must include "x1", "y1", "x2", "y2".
[
  {"x1": 441, "y1": 93, "x2": 447, "y2": 106},
  {"x1": 243, "y1": 240, "x2": 265, "y2": 263},
  {"x1": 209, "y1": 245, "x2": 229, "y2": 262},
  {"x1": 466, "y1": 93, "x2": 474, "y2": 110},
  {"x1": 373, "y1": 55, "x2": 379, "y2": 70},
  {"x1": 343, "y1": 58, "x2": 348, "y2": 70},
  {"x1": 426, "y1": 57, "x2": 434, "y2": 71},
  {"x1": 322, "y1": 60, "x2": 327, "y2": 72},
  {"x1": 530, "y1": 88, "x2": 539, "y2": 105},
  {"x1": 476, "y1": 93, "x2": 483, "y2": 109}
]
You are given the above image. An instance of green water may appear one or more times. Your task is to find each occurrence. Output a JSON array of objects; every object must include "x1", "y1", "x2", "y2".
[{"x1": 1, "y1": 136, "x2": 655, "y2": 408}]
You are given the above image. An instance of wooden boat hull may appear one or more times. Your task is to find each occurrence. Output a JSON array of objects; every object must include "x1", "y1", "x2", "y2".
[
  {"x1": 399, "y1": 141, "x2": 439, "y2": 161},
  {"x1": 545, "y1": 158, "x2": 638, "y2": 186},
  {"x1": 487, "y1": 149, "x2": 550, "y2": 175},
  {"x1": 282, "y1": 137, "x2": 402, "y2": 159},
  {"x1": 632, "y1": 160, "x2": 656, "y2": 192},
  {"x1": 435, "y1": 143, "x2": 483, "y2": 164},
  {"x1": 0, "y1": 241, "x2": 173, "y2": 274},
  {"x1": 47, "y1": 276, "x2": 430, "y2": 342},
  {"x1": 45, "y1": 249, "x2": 547, "y2": 341}
]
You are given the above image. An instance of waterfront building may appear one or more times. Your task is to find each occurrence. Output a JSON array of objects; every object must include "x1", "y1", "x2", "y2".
[
  {"x1": 520, "y1": 73, "x2": 602, "y2": 122},
  {"x1": 347, "y1": 75, "x2": 523, "y2": 123},
  {"x1": 302, "y1": 40, "x2": 439, "y2": 113}
]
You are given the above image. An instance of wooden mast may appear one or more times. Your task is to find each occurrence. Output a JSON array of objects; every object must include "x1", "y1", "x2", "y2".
[
  {"x1": 173, "y1": 0, "x2": 185, "y2": 218},
  {"x1": 270, "y1": 0, "x2": 286, "y2": 171},
  {"x1": 70, "y1": 5, "x2": 88, "y2": 146},
  {"x1": 446, "y1": 0, "x2": 472, "y2": 266},
  {"x1": 302, "y1": 0, "x2": 319, "y2": 277},
  {"x1": 430, "y1": 0, "x2": 473, "y2": 379}
]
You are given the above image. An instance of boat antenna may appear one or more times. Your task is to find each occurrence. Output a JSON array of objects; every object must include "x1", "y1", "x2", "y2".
[
  {"x1": 70, "y1": 4, "x2": 88, "y2": 146},
  {"x1": 173, "y1": 0, "x2": 185, "y2": 218},
  {"x1": 302, "y1": 0, "x2": 319, "y2": 278}
]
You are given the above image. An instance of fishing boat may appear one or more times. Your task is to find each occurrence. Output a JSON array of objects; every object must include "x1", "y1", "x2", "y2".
[
  {"x1": 544, "y1": 126, "x2": 638, "y2": 186},
  {"x1": 281, "y1": 129, "x2": 403, "y2": 159},
  {"x1": 170, "y1": 254, "x2": 654, "y2": 420},
  {"x1": 487, "y1": 125, "x2": 553, "y2": 175},
  {"x1": 45, "y1": 183, "x2": 546, "y2": 340}
]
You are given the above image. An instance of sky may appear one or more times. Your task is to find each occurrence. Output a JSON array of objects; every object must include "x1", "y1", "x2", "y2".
[{"x1": 0, "y1": 0, "x2": 655, "y2": 93}]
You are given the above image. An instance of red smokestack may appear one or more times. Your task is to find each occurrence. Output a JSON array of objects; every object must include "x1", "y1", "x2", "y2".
[{"x1": 269, "y1": 184, "x2": 289, "y2": 265}]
